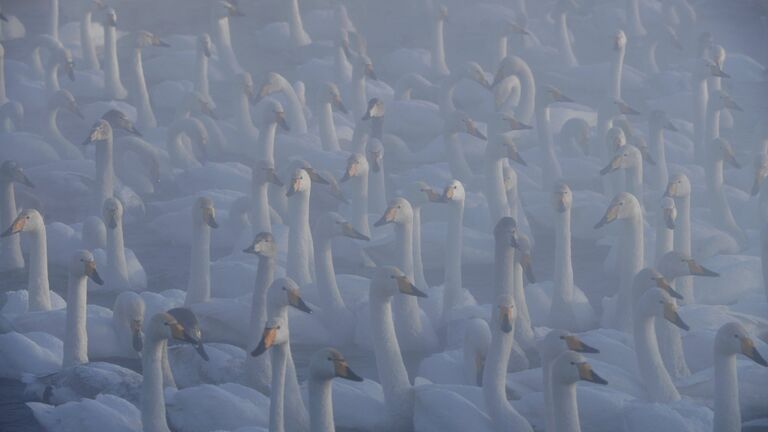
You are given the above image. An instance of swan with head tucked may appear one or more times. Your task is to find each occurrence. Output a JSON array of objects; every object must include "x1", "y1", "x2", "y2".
[{"x1": 0, "y1": 161, "x2": 33, "y2": 272}]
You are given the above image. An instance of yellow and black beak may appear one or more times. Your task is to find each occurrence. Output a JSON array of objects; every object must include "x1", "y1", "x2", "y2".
[
  {"x1": 85, "y1": 260, "x2": 104, "y2": 285},
  {"x1": 340, "y1": 161, "x2": 358, "y2": 183},
  {"x1": 422, "y1": 187, "x2": 443, "y2": 203},
  {"x1": 167, "y1": 319, "x2": 209, "y2": 360},
  {"x1": 287, "y1": 288, "x2": 312, "y2": 313},
  {"x1": 131, "y1": 319, "x2": 143, "y2": 352},
  {"x1": 333, "y1": 94, "x2": 348, "y2": 114},
  {"x1": 305, "y1": 168, "x2": 329, "y2": 185},
  {"x1": 395, "y1": 275, "x2": 427, "y2": 298},
  {"x1": 710, "y1": 64, "x2": 730, "y2": 79},
  {"x1": 577, "y1": 362, "x2": 608, "y2": 385},
  {"x1": 286, "y1": 177, "x2": 302, "y2": 197},
  {"x1": 663, "y1": 302, "x2": 690, "y2": 331},
  {"x1": 564, "y1": 335, "x2": 600, "y2": 354},
  {"x1": 341, "y1": 222, "x2": 370, "y2": 241},
  {"x1": 13, "y1": 169, "x2": 34, "y2": 189},
  {"x1": 508, "y1": 146, "x2": 527, "y2": 167},
  {"x1": 685, "y1": 259, "x2": 719, "y2": 277},
  {"x1": 600, "y1": 154, "x2": 622, "y2": 176},
  {"x1": 664, "y1": 182, "x2": 678, "y2": 198},
  {"x1": 507, "y1": 117, "x2": 532, "y2": 131},
  {"x1": 722, "y1": 145, "x2": 741, "y2": 169},
  {"x1": 553, "y1": 192, "x2": 568, "y2": 213},
  {"x1": 374, "y1": 206, "x2": 397, "y2": 227},
  {"x1": 334, "y1": 359, "x2": 364, "y2": 382},
  {"x1": 203, "y1": 207, "x2": 218, "y2": 229},
  {"x1": 741, "y1": 337, "x2": 768, "y2": 367},
  {"x1": 499, "y1": 305, "x2": 514, "y2": 333},
  {"x1": 552, "y1": 90, "x2": 574, "y2": 103},
  {"x1": 663, "y1": 207, "x2": 676, "y2": 230},
  {"x1": 251, "y1": 326, "x2": 278, "y2": 357},
  {"x1": 594, "y1": 204, "x2": 619, "y2": 229},
  {"x1": 464, "y1": 119, "x2": 487, "y2": 141},
  {"x1": 1, "y1": 215, "x2": 26, "y2": 237},
  {"x1": 654, "y1": 276, "x2": 683, "y2": 300},
  {"x1": 616, "y1": 101, "x2": 641, "y2": 116},
  {"x1": 265, "y1": 168, "x2": 283, "y2": 187},
  {"x1": 276, "y1": 111, "x2": 290, "y2": 132},
  {"x1": 520, "y1": 253, "x2": 535, "y2": 283}
]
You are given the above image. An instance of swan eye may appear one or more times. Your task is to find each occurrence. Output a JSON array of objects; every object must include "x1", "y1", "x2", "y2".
[
  {"x1": 734, "y1": 334, "x2": 739, "y2": 338},
  {"x1": 559, "y1": 335, "x2": 565, "y2": 340},
  {"x1": 659, "y1": 300, "x2": 664, "y2": 304},
  {"x1": 80, "y1": 259, "x2": 84, "y2": 262},
  {"x1": 570, "y1": 361, "x2": 575, "y2": 365},
  {"x1": 282, "y1": 287, "x2": 287, "y2": 291}
]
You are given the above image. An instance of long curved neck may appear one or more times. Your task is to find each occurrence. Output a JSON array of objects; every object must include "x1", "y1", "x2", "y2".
[
  {"x1": 655, "y1": 216, "x2": 674, "y2": 263},
  {"x1": 142, "y1": 336, "x2": 171, "y2": 432},
  {"x1": 0, "y1": 180, "x2": 23, "y2": 269},
  {"x1": 494, "y1": 242, "x2": 515, "y2": 299},
  {"x1": 554, "y1": 209, "x2": 574, "y2": 302},
  {"x1": 107, "y1": 224, "x2": 129, "y2": 289},
  {"x1": 649, "y1": 126, "x2": 668, "y2": 192},
  {"x1": 692, "y1": 77, "x2": 708, "y2": 162},
  {"x1": 50, "y1": 0, "x2": 59, "y2": 40},
  {"x1": 287, "y1": 192, "x2": 313, "y2": 286},
  {"x1": 133, "y1": 48, "x2": 157, "y2": 130},
  {"x1": 485, "y1": 157, "x2": 510, "y2": 224},
  {"x1": 611, "y1": 46, "x2": 625, "y2": 100},
  {"x1": 81, "y1": 11, "x2": 99, "y2": 70},
  {"x1": 626, "y1": 165, "x2": 643, "y2": 199},
  {"x1": 552, "y1": 381, "x2": 581, "y2": 432},
  {"x1": 195, "y1": 51, "x2": 210, "y2": 102},
  {"x1": 269, "y1": 341, "x2": 288, "y2": 432},
  {"x1": 318, "y1": 102, "x2": 340, "y2": 151},
  {"x1": 257, "y1": 122, "x2": 277, "y2": 166},
  {"x1": 673, "y1": 194, "x2": 691, "y2": 255},
  {"x1": 713, "y1": 352, "x2": 740, "y2": 432},
  {"x1": 309, "y1": 376, "x2": 334, "y2": 432},
  {"x1": 706, "y1": 106, "x2": 720, "y2": 144},
  {"x1": 515, "y1": 62, "x2": 535, "y2": 123},
  {"x1": 45, "y1": 61, "x2": 61, "y2": 95},
  {"x1": 633, "y1": 314, "x2": 680, "y2": 402},
  {"x1": 212, "y1": 15, "x2": 240, "y2": 75},
  {"x1": 95, "y1": 139, "x2": 114, "y2": 214},
  {"x1": 483, "y1": 314, "x2": 517, "y2": 429},
  {"x1": 432, "y1": 19, "x2": 449, "y2": 77},
  {"x1": 411, "y1": 206, "x2": 429, "y2": 290},
  {"x1": 289, "y1": 0, "x2": 311, "y2": 47},
  {"x1": 47, "y1": 106, "x2": 80, "y2": 160},
  {"x1": 443, "y1": 201, "x2": 464, "y2": 314},
  {"x1": 185, "y1": 221, "x2": 211, "y2": 304},
  {"x1": 251, "y1": 182, "x2": 272, "y2": 234},
  {"x1": 28, "y1": 225, "x2": 51, "y2": 311},
  {"x1": 104, "y1": 25, "x2": 125, "y2": 98},
  {"x1": 314, "y1": 233, "x2": 346, "y2": 312},
  {"x1": 556, "y1": 12, "x2": 578, "y2": 67},
  {"x1": 279, "y1": 79, "x2": 308, "y2": 134},
  {"x1": 627, "y1": 0, "x2": 645, "y2": 37},
  {"x1": 620, "y1": 214, "x2": 644, "y2": 289},
  {"x1": 536, "y1": 103, "x2": 562, "y2": 183},
  {"x1": 63, "y1": 273, "x2": 89, "y2": 367},
  {"x1": 245, "y1": 255, "x2": 274, "y2": 389},
  {"x1": 350, "y1": 177, "x2": 370, "y2": 237}
]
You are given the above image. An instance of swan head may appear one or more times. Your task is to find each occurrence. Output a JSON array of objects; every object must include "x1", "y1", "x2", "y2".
[
  {"x1": 319, "y1": 212, "x2": 370, "y2": 241},
  {"x1": 286, "y1": 168, "x2": 312, "y2": 197},
  {"x1": 371, "y1": 266, "x2": 427, "y2": 299},
  {"x1": 69, "y1": 249, "x2": 103, "y2": 286},
  {"x1": 712, "y1": 137, "x2": 741, "y2": 168},
  {"x1": 639, "y1": 288, "x2": 689, "y2": 331},
  {"x1": 1, "y1": 209, "x2": 43, "y2": 237},
  {"x1": 659, "y1": 197, "x2": 677, "y2": 230},
  {"x1": 492, "y1": 111, "x2": 533, "y2": 133},
  {"x1": 515, "y1": 233, "x2": 535, "y2": 283},
  {"x1": 664, "y1": 173, "x2": 690, "y2": 198},
  {"x1": 374, "y1": 197, "x2": 413, "y2": 227},
  {"x1": 552, "y1": 351, "x2": 608, "y2": 386},
  {"x1": 182, "y1": 91, "x2": 217, "y2": 119},
  {"x1": 710, "y1": 44, "x2": 726, "y2": 68},
  {"x1": 494, "y1": 216, "x2": 519, "y2": 248},
  {"x1": 710, "y1": 90, "x2": 743, "y2": 112},
  {"x1": 254, "y1": 72, "x2": 288, "y2": 103},
  {"x1": 266, "y1": 277, "x2": 312, "y2": 315},
  {"x1": 113, "y1": 291, "x2": 145, "y2": 353},
  {"x1": 0, "y1": 161, "x2": 34, "y2": 188},
  {"x1": 104, "y1": 8, "x2": 117, "y2": 27},
  {"x1": 494, "y1": 295, "x2": 516, "y2": 334},
  {"x1": 613, "y1": 30, "x2": 627, "y2": 51},
  {"x1": 649, "y1": 110, "x2": 677, "y2": 132},
  {"x1": 252, "y1": 160, "x2": 283, "y2": 187},
  {"x1": 460, "y1": 61, "x2": 491, "y2": 89},
  {"x1": 367, "y1": 139, "x2": 384, "y2": 173},
  {"x1": 463, "y1": 318, "x2": 491, "y2": 385},
  {"x1": 692, "y1": 58, "x2": 729, "y2": 79},
  {"x1": 539, "y1": 330, "x2": 600, "y2": 364},
  {"x1": 552, "y1": 182, "x2": 572, "y2": 213},
  {"x1": 488, "y1": 133, "x2": 527, "y2": 166},
  {"x1": 102, "y1": 197, "x2": 123, "y2": 230},
  {"x1": 715, "y1": 322, "x2": 767, "y2": 366},
  {"x1": 321, "y1": 82, "x2": 348, "y2": 114},
  {"x1": 50, "y1": 46, "x2": 76, "y2": 82},
  {"x1": 243, "y1": 232, "x2": 277, "y2": 257},
  {"x1": 193, "y1": 196, "x2": 218, "y2": 229},
  {"x1": 354, "y1": 55, "x2": 377, "y2": 81},
  {"x1": 213, "y1": 0, "x2": 244, "y2": 19},
  {"x1": 658, "y1": 251, "x2": 719, "y2": 279},
  {"x1": 594, "y1": 192, "x2": 641, "y2": 229},
  {"x1": 309, "y1": 348, "x2": 364, "y2": 382},
  {"x1": 340, "y1": 153, "x2": 369, "y2": 183},
  {"x1": 135, "y1": 30, "x2": 170, "y2": 48},
  {"x1": 0, "y1": 100, "x2": 24, "y2": 131},
  {"x1": 198, "y1": 33, "x2": 212, "y2": 58},
  {"x1": 614, "y1": 99, "x2": 641, "y2": 116},
  {"x1": 257, "y1": 98, "x2": 289, "y2": 131},
  {"x1": 752, "y1": 152, "x2": 768, "y2": 196},
  {"x1": 251, "y1": 316, "x2": 288, "y2": 357},
  {"x1": 50, "y1": 90, "x2": 84, "y2": 120},
  {"x1": 162, "y1": 308, "x2": 208, "y2": 360},
  {"x1": 445, "y1": 111, "x2": 486, "y2": 140},
  {"x1": 600, "y1": 145, "x2": 641, "y2": 175},
  {"x1": 287, "y1": 160, "x2": 329, "y2": 185},
  {"x1": 362, "y1": 98, "x2": 385, "y2": 121},
  {"x1": 101, "y1": 109, "x2": 141, "y2": 137},
  {"x1": 435, "y1": 4, "x2": 448, "y2": 22},
  {"x1": 83, "y1": 119, "x2": 112, "y2": 145},
  {"x1": 540, "y1": 85, "x2": 574, "y2": 105},
  {"x1": 559, "y1": 117, "x2": 590, "y2": 154},
  {"x1": 604, "y1": 126, "x2": 626, "y2": 152},
  {"x1": 632, "y1": 268, "x2": 682, "y2": 302},
  {"x1": 82, "y1": 216, "x2": 106, "y2": 250}
]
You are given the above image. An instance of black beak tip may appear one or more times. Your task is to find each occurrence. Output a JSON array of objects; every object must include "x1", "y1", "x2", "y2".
[{"x1": 90, "y1": 271, "x2": 104, "y2": 286}]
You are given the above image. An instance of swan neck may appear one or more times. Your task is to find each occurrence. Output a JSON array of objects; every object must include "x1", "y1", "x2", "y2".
[
  {"x1": 673, "y1": 195, "x2": 691, "y2": 255},
  {"x1": 483, "y1": 310, "x2": 516, "y2": 426},
  {"x1": 142, "y1": 337, "x2": 171, "y2": 432},
  {"x1": 250, "y1": 181, "x2": 272, "y2": 234},
  {"x1": 432, "y1": 19, "x2": 449, "y2": 76},
  {"x1": 63, "y1": 273, "x2": 89, "y2": 367},
  {"x1": 133, "y1": 48, "x2": 156, "y2": 129},
  {"x1": 554, "y1": 208, "x2": 574, "y2": 300},
  {"x1": 185, "y1": 221, "x2": 211, "y2": 304},
  {"x1": 713, "y1": 352, "x2": 740, "y2": 432},
  {"x1": 319, "y1": 103, "x2": 340, "y2": 151},
  {"x1": 309, "y1": 377, "x2": 335, "y2": 432},
  {"x1": 485, "y1": 158, "x2": 510, "y2": 223},
  {"x1": 557, "y1": 12, "x2": 578, "y2": 67},
  {"x1": 552, "y1": 381, "x2": 581, "y2": 432},
  {"x1": 370, "y1": 294, "x2": 412, "y2": 406},
  {"x1": 314, "y1": 235, "x2": 346, "y2": 311},
  {"x1": 611, "y1": 44, "x2": 625, "y2": 100},
  {"x1": 633, "y1": 314, "x2": 680, "y2": 402},
  {"x1": 28, "y1": 226, "x2": 51, "y2": 311},
  {"x1": 444, "y1": 202, "x2": 464, "y2": 312},
  {"x1": 269, "y1": 342, "x2": 288, "y2": 432},
  {"x1": 350, "y1": 176, "x2": 370, "y2": 237},
  {"x1": 287, "y1": 191, "x2": 313, "y2": 286},
  {"x1": 95, "y1": 137, "x2": 114, "y2": 213},
  {"x1": 411, "y1": 207, "x2": 429, "y2": 290},
  {"x1": 257, "y1": 122, "x2": 277, "y2": 165},
  {"x1": 107, "y1": 223, "x2": 129, "y2": 289},
  {"x1": 494, "y1": 239, "x2": 516, "y2": 299},
  {"x1": 81, "y1": 10, "x2": 99, "y2": 70},
  {"x1": 395, "y1": 219, "x2": 414, "y2": 281}
]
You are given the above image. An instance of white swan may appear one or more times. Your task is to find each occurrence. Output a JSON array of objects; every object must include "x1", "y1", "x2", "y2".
[
  {"x1": 1, "y1": 209, "x2": 52, "y2": 311},
  {"x1": 257, "y1": 72, "x2": 308, "y2": 135},
  {"x1": 78, "y1": 0, "x2": 104, "y2": 71},
  {"x1": 706, "y1": 137, "x2": 747, "y2": 248},
  {"x1": 647, "y1": 110, "x2": 678, "y2": 194},
  {"x1": 0, "y1": 161, "x2": 33, "y2": 271},
  {"x1": 101, "y1": 197, "x2": 146, "y2": 292},
  {"x1": 484, "y1": 133, "x2": 527, "y2": 226},
  {"x1": 102, "y1": 8, "x2": 127, "y2": 100},
  {"x1": 131, "y1": 31, "x2": 170, "y2": 131},
  {"x1": 82, "y1": 119, "x2": 116, "y2": 215},
  {"x1": 47, "y1": 89, "x2": 85, "y2": 160},
  {"x1": 307, "y1": 348, "x2": 364, "y2": 432},
  {"x1": 185, "y1": 196, "x2": 218, "y2": 305},
  {"x1": 210, "y1": 0, "x2": 244, "y2": 76},
  {"x1": 431, "y1": 5, "x2": 450, "y2": 78},
  {"x1": 340, "y1": 152, "x2": 371, "y2": 237},
  {"x1": 286, "y1": 168, "x2": 314, "y2": 286},
  {"x1": 550, "y1": 350, "x2": 609, "y2": 432},
  {"x1": 317, "y1": 82, "x2": 347, "y2": 152}
]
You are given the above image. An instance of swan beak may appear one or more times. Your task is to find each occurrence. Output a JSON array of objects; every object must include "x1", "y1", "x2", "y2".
[
  {"x1": 131, "y1": 319, "x2": 143, "y2": 352},
  {"x1": 421, "y1": 187, "x2": 442, "y2": 203},
  {"x1": 154, "y1": 39, "x2": 171, "y2": 48},
  {"x1": 554, "y1": 193, "x2": 568, "y2": 213},
  {"x1": 669, "y1": 32, "x2": 684, "y2": 51},
  {"x1": 508, "y1": 146, "x2": 527, "y2": 166},
  {"x1": 243, "y1": 233, "x2": 271, "y2": 255},
  {"x1": 368, "y1": 151, "x2": 382, "y2": 173},
  {"x1": 340, "y1": 160, "x2": 358, "y2": 183},
  {"x1": 262, "y1": 168, "x2": 282, "y2": 187},
  {"x1": 287, "y1": 288, "x2": 312, "y2": 313},
  {"x1": 202, "y1": 43, "x2": 212, "y2": 58},
  {"x1": 1, "y1": 215, "x2": 26, "y2": 237},
  {"x1": 341, "y1": 222, "x2": 370, "y2": 241},
  {"x1": 71, "y1": 103, "x2": 85, "y2": 120},
  {"x1": 723, "y1": 151, "x2": 741, "y2": 169},
  {"x1": 374, "y1": 206, "x2": 397, "y2": 227},
  {"x1": 335, "y1": 359, "x2": 364, "y2": 382},
  {"x1": 306, "y1": 168, "x2": 329, "y2": 185},
  {"x1": 203, "y1": 208, "x2": 218, "y2": 229},
  {"x1": 330, "y1": 184, "x2": 349, "y2": 204},
  {"x1": 564, "y1": 335, "x2": 600, "y2": 354},
  {"x1": 507, "y1": 117, "x2": 533, "y2": 131},
  {"x1": 600, "y1": 155, "x2": 622, "y2": 176},
  {"x1": 491, "y1": 67, "x2": 506, "y2": 88},
  {"x1": 741, "y1": 338, "x2": 768, "y2": 367},
  {"x1": 361, "y1": 98, "x2": 379, "y2": 121},
  {"x1": 83, "y1": 121, "x2": 109, "y2": 144},
  {"x1": 616, "y1": 101, "x2": 641, "y2": 116},
  {"x1": 653, "y1": 275, "x2": 683, "y2": 299},
  {"x1": 365, "y1": 63, "x2": 378, "y2": 81},
  {"x1": 520, "y1": 253, "x2": 536, "y2": 283},
  {"x1": 65, "y1": 61, "x2": 75, "y2": 82},
  {"x1": 13, "y1": 170, "x2": 34, "y2": 188},
  {"x1": 333, "y1": 95, "x2": 348, "y2": 114},
  {"x1": 85, "y1": 260, "x2": 104, "y2": 285},
  {"x1": 577, "y1": 362, "x2": 608, "y2": 385},
  {"x1": 663, "y1": 302, "x2": 690, "y2": 331},
  {"x1": 724, "y1": 97, "x2": 744, "y2": 112},
  {"x1": 663, "y1": 120, "x2": 678, "y2": 132},
  {"x1": 251, "y1": 326, "x2": 278, "y2": 357},
  {"x1": 663, "y1": 207, "x2": 676, "y2": 230},
  {"x1": 594, "y1": 204, "x2": 619, "y2": 229},
  {"x1": 552, "y1": 90, "x2": 574, "y2": 104},
  {"x1": 685, "y1": 259, "x2": 719, "y2": 277},
  {"x1": 395, "y1": 275, "x2": 427, "y2": 298},
  {"x1": 106, "y1": 210, "x2": 118, "y2": 229},
  {"x1": 0, "y1": 13, "x2": 7, "y2": 22},
  {"x1": 464, "y1": 119, "x2": 487, "y2": 141},
  {"x1": 664, "y1": 182, "x2": 677, "y2": 198},
  {"x1": 441, "y1": 184, "x2": 455, "y2": 202},
  {"x1": 752, "y1": 166, "x2": 768, "y2": 196},
  {"x1": 287, "y1": 177, "x2": 302, "y2": 197},
  {"x1": 711, "y1": 64, "x2": 730, "y2": 78},
  {"x1": 499, "y1": 305, "x2": 514, "y2": 333},
  {"x1": 106, "y1": 13, "x2": 117, "y2": 27},
  {"x1": 276, "y1": 111, "x2": 290, "y2": 131},
  {"x1": 639, "y1": 146, "x2": 656, "y2": 165},
  {"x1": 475, "y1": 353, "x2": 486, "y2": 386}
]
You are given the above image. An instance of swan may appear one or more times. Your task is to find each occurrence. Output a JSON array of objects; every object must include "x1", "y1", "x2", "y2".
[
  {"x1": 251, "y1": 277, "x2": 313, "y2": 432},
  {"x1": 256, "y1": 98, "x2": 290, "y2": 167},
  {"x1": 46, "y1": 89, "x2": 85, "y2": 160},
  {"x1": 257, "y1": 72, "x2": 308, "y2": 135},
  {"x1": 600, "y1": 144, "x2": 644, "y2": 202},
  {"x1": 367, "y1": 265, "x2": 427, "y2": 431},
  {"x1": 340, "y1": 152, "x2": 371, "y2": 237},
  {"x1": 655, "y1": 197, "x2": 677, "y2": 264},
  {"x1": 706, "y1": 136, "x2": 747, "y2": 248},
  {"x1": 595, "y1": 192, "x2": 644, "y2": 332},
  {"x1": 0, "y1": 161, "x2": 33, "y2": 272},
  {"x1": 1, "y1": 209, "x2": 52, "y2": 311},
  {"x1": 374, "y1": 197, "x2": 438, "y2": 351},
  {"x1": 431, "y1": 5, "x2": 450, "y2": 78},
  {"x1": 286, "y1": 168, "x2": 314, "y2": 286},
  {"x1": 250, "y1": 160, "x2": 282, "y2": 235},
  {"x1": 78, "y1": 0, "x2": 105, "y2": 71},
  {"x1": 317, "y1": 82, "x2": 347, "y2": 152},
  {"x1": 550, "y1": 350, "x2": 609, "y2": 432},
  {"x1": 492, "y1": 56, "x2": 535, "y2": 123},
  {"x1": 101, "y1": 197, "x2": 146, "y2": 293},
  {"x1": 82, "y1": 120, "x2": 116, "y2": 215},
  {"x1": 648, "y1": 110, "x2": 678, "y2": 194},
  {"x1": 62, "y1": 250, "x2": 104, "y2": 367},
  {"x1": 536, "y1": 85, "x2": 575, "y2": 189},
  {"x1": 484, "y1": 133, "x2": 527, "y2": 226},
  {"x1": 185, "y1": 196, "x2": 218, "y2": 305},
  {"x1": 307, "y1": 348, "x2": 364, "y2": 432},
  {"x1": 367, "y1": 138, "x2": 387, "y2": 216},
  {"x1": 102, "y1": 8, "x2": 127, "y2": 100},
  {"x1": 210, "y1": 0, "x2": 244, "y2": 76},
  {"x1": 131, "y1": 31, "x2": 170, "y2": 131},
  {"x1": 441, "y1": 110, "x2": 487, "y2": 184},
  {"x1": 691, "y1": 59, "x2": 729, "y2": 162}
]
